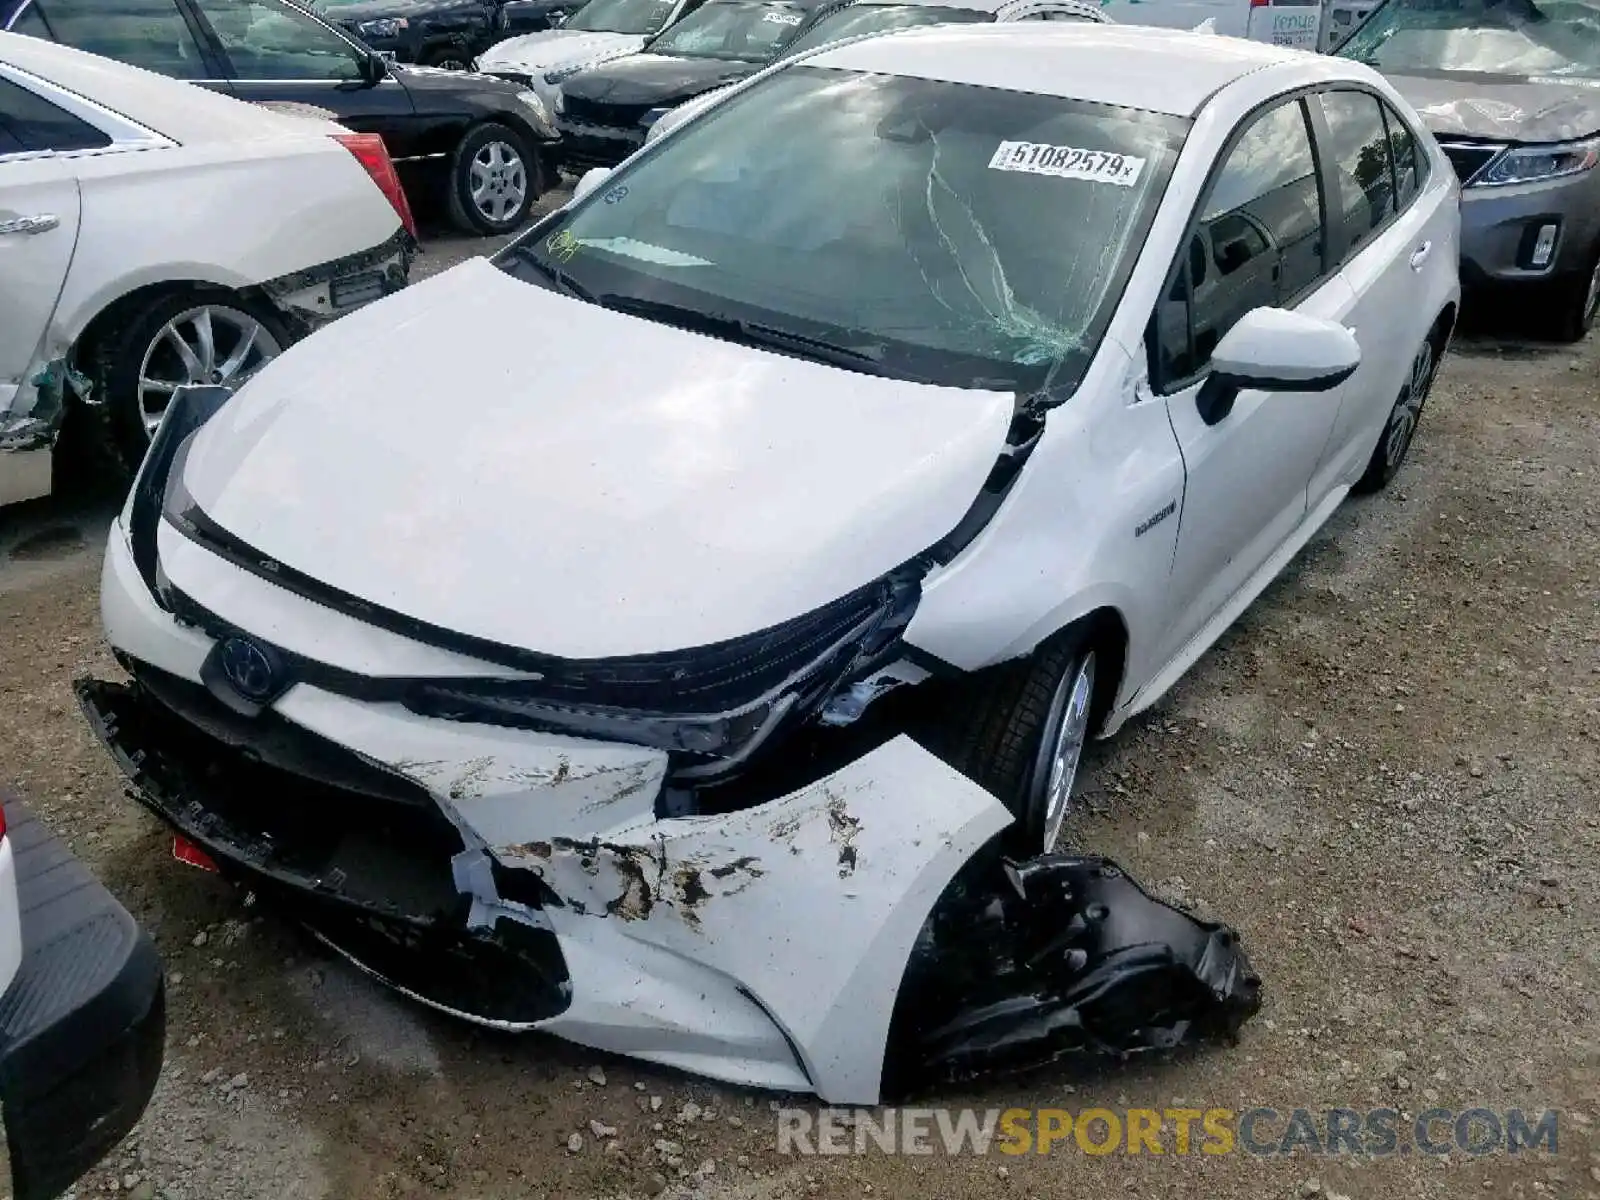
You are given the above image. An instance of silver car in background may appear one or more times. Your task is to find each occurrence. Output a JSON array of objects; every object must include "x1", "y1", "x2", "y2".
[{"x1": 1338, "y1": 0, "x2": 1600, "y2": 340}]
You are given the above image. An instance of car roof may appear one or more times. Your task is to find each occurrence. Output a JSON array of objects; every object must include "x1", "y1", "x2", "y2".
[
  {"x1": 804, "y1": 22, "x2": 1324, "y2": 115},
  {"x1": 0, "y1": 30, "x2": 344, "y2": 142}
]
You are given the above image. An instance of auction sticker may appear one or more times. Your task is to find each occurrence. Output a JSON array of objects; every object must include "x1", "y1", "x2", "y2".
[
  {"x1": 763, "y1": 9, "x2": 802, "y2": 22},
  {"x1": 988, "y1": 141, "x2": 1145, "y2": 186}
]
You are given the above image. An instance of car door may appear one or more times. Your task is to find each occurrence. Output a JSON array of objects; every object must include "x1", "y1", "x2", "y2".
[
  {"x1": 0, "y1": 71, "x2": 85, "y2": 495},
  {"x1": 181, "y1": 0, "x2": 420, "y2": 150},
  {"x1": 1304, "y1": 87, "x2": 1444, "y2": 500},
  {"x1": 1146, "y1": 93, "x2": 1357, "y2": 668}
]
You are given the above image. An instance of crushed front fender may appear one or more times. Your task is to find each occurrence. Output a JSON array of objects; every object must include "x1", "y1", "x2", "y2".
[{"x1": 77, "y1": 663, "x2": 1260, "y2": 1104}]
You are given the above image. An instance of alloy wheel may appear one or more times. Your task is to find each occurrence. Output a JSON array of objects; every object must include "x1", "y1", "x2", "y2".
[
  {"x1": 1384, "y1": 340, "x2": 1435, "y2": 471},
  {"x1": 136, "y1": 304, "x2": 282, "y2": 438},
  {"x1": 469, "y1": 140, "x2": 528, "y2": 225},
  {"x1": 1039, "y1": 651, "x2": 1097, "y2": 854}
]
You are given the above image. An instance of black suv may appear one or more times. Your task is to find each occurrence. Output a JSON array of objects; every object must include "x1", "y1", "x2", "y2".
[
  {"x1": 4, "y1": 0, "x2": 561, "y2": 233},
  {"x1": 312, "y1": 0, "x2": 588, "y2": 70}
]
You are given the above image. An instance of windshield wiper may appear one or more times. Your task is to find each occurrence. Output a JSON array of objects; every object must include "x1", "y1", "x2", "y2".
[
  {"x1": 597, "y1": 293, "x2": 900, "y2": 375},
  {"x1": 509, "y1": 248, "x2": 597, "y2": 302}
]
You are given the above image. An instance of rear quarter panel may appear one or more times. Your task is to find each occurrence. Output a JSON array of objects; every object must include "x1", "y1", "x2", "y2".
[{"x1": 50, "y1": 135, "x2": 401, "y2": 347}]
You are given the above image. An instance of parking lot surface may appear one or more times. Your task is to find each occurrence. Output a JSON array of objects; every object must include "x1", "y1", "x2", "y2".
[{"x1": 0, "y1": 218, "x2": 1596, "y2": 1198}]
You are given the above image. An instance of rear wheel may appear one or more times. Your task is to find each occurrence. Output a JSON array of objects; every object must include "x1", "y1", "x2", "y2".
[
  {"x1": 941, "y1": 626, "x2": 1101, "y2": 855},
  {"x1": 1354, "y1": 333, "x2": 1438, "y2": 494},
  {"x1": 88, "y1": 291, "x2": 288, "y2": 476}
]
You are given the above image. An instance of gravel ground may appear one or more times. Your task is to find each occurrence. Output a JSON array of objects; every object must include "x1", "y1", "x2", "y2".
[{"x1": 0, "y1": 230, "x2": 1596, "y2": 1200}]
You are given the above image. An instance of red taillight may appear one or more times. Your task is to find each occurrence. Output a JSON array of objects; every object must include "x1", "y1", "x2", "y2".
[
  {"x1": 173, "y1": 836, "x2": 220, "y2": 873},
  {"x1": 334, "y1": 131, "x2": 417, "y2": 240},
  {"x1": 1250, "y1": 0, "x2": 1270, "y2": 8}
]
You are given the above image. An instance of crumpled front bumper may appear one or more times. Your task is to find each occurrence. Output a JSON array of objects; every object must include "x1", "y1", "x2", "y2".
[{"x1": 81, "y1": 440, "x2": 1261, "y2": 1101}]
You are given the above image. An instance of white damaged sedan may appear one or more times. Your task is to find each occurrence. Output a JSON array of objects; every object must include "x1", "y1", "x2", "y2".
[{"x1": 79, "y1": 24, "x2": 1457, "y2": 1102}]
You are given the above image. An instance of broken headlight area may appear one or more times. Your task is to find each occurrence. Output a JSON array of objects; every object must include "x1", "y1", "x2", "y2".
[
  {"x1": 881, "y1": 853, "x2": 1262, "y2": 1098},
  {"x1": 73, "y1": 670, "x2": 573, "y2": 1027}
]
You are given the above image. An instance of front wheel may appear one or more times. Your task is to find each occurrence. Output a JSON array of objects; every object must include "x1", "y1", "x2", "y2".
[
  {"x1": 1550, "y1": 248, "x2": 1600, "y2": 344},
  {"x1": 940, "y1": 628, "x2": 1101, "y2": 855},
  {"x1": 1354, "y1": 334, "x2": 1438, "y2": 494},
  {"x1": 446, "y1": 122, "x2": 536, "y2": 236}
]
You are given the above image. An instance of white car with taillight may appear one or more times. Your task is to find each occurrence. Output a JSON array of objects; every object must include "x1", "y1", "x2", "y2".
[{"x1": 0, "y1": 32, "x2": 415, "y2": 502}]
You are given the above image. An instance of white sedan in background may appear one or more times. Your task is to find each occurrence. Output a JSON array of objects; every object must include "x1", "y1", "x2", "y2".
[
  {"x1": 80, "y1": 25, "x2": 1458, "y2": 1104},
  {"x1": 0, "y1": 33, "x2": 414, "y2": 502}
]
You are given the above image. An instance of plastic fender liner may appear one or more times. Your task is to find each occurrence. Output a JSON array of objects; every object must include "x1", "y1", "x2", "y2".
[
  {"x1": 882, "y1": 853, "x2": 1263, "y2": 1097},
  {"x1": 518, "y1": 735, "x2": 1013, "y2": 1104}
]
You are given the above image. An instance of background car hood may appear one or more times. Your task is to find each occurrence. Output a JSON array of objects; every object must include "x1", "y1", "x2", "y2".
[
  {"x1": 1386, "y1": 70, "x2": 1600, "y2": 142},
  {"x1": 179, "y1": 258, "x2": 1015, "y2": 660},
  {"x1": 559, "y1": 52, "x2": 758, "y2": 107},
  {"x1": 321, "y1": 0, "x2": 478, "y2": 20},
  {"x1": 477, "y1": 30, "x2": 645, "y2": 72},
  {"x1": 391, "y1": 63, "x2": 527, "y2": 96}
]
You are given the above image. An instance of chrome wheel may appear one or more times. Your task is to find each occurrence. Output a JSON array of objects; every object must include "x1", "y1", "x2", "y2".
[
  {"x1": 1384, "y1": 340, "x2": 1435, "y2": 471},
  {"x1": 136, "y1": 304, "x2": 281, "y2": 437},
  {"x1": 468, "y1": 140, "x2": 528, "y2": 225},
  {"x1": 1039, "y1": 651, "x2": 1097, "y2": 854}
]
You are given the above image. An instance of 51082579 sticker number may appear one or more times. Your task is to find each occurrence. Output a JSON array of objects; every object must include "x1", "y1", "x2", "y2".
[{"x1": 988, "y1": 141, "x2": 1145, "y2": 187}]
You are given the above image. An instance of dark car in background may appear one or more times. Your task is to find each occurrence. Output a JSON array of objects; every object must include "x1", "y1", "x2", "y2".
[
  {"x1": 3, "y1": 0, "x2": 561, "y2": 232},
  {"x1": 1338, "y1": 0, "x2": 1600, "y2": 340},
  {"x1": 554, "y1": 0, "x2": 841, "y2": 166},
  {"x1": 313, "y1": 0, "x2": 586, "y2": 68}
]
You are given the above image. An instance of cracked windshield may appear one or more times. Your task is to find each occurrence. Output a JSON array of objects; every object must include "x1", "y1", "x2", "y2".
[
  {"x1": 1338, "y1": 0, "x2": 1600, "y2": 79},
  {"x1": 500, "y1": 67, "x2": 1186, "y2": 391}
]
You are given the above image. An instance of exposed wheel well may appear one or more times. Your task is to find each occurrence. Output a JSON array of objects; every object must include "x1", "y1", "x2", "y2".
[{"x1": 1071, "y1": 606, "x2": 1128, "y2": 736}]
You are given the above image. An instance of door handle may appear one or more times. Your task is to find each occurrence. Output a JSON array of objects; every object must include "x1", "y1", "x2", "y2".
[
  {"x1": 0, "y1": 214, "x2": 60, "y2": 236},
  {"x1": 1409, "y1": 241, "x2": 1432, "y2": 271}
]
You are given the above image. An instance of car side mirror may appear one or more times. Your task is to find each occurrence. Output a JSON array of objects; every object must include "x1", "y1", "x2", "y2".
[
  {"x1": 572, "y1": 166, "x2": 612, "y2": 203},
  {"x1": 359, "y1": 51, "x2": 389, "y2": 84},
  {"x1": 1196, "y1": 307, "x2": 1360, "y2": 426}
]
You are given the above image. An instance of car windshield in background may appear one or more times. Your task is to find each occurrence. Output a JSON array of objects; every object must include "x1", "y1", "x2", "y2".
[
  {"x1": 780, "y1": 3, "x2": 992, "y2": 57},
  {"x1": 500, "y1": 66, "x2": 1186, "y2": 392},
  {"x1": 565, "y1": 0, "x2": 679, "y2": 35},
  {"x1": 645, "y1": 1, "x2": 812, "y2": 59},
  {"x1": 1338, "y1": 0, "x2": 1600, "y2": 79}
]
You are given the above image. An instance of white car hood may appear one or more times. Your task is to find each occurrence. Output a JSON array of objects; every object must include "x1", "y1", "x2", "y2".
[
  {"x1": 179, "y1": 258, "x2": 1015, "y2": 661},
  {"x1": 475, "y1": 30, "x2": 647, "y2": 74}
]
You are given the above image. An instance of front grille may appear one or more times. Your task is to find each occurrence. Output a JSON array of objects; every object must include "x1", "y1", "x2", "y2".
[
  {"x1": 1439, "y1": 142, "x2": 1503, "y2": 185},
  {"x1": 559, "y1": 94, "x2": 653, "y2": 127},
  {"x1": 76, "y1": 670, "x2": 574, "y2": 1027}
]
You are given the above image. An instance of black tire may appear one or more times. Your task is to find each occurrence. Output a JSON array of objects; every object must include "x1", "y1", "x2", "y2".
[
  {"x1": 85, "y1": 289, "x2": 290, "y2": 479},
  {"x1": 1353, "y1": 330, "x2": 1440, "y2": 494},
  {"x1": 446, "y1": 122, "x2": 537, "y2": 236},
  {"x1": 1550, "y1": 247, "x2": 1600, "y2": 344},
  {"x1": 939, "y1": 626, "x2": 1101, "y2": 856},
  {"x1": 419, "y1": 46, "x2": 471, "y2": 70}
]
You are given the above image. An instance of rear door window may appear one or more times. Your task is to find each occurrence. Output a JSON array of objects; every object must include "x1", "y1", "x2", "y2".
[{"x1": 1314, "y1": 89, "x2": 1396, "y2": 265}]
